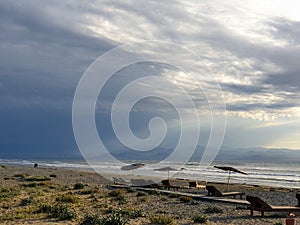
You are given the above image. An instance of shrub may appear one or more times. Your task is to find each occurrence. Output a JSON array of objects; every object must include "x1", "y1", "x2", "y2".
[
  {"x1": 108, "y1": 189, "x2": 125, "y2": 197},
  {"x1": 148, "y1": 190, "x2": 160, "y2": 195},
  {"x1": 102, "y1": 211, "x2": 129, "y2": 225},
  {"x1": 20, "y1": 197, "x2": 34, "y2": 206},
  {"x1": 149, "y1": 214, "x2": 174, "y2": 225},
  {"x1": 168, "y1": 193, "x2": 178, "y2": 198},
  {"x1": 23, "y1": 176, "x2": 51, "y2": 182},
  {"x1": 74, "y1": 182, "x2": 85, "y2": 190},
  {"x1": 204, "y1": 205, "x2": 223, "y2": 213},
  {"x1": 115, "y1": 195, "x2": 127, "y2": 205},
  {"x1": 80, "y1": 190, "x2": 93, "y2": 195},
  {"x1": 0, "y1": 188, "x2": 19, "y2": 198},
  {"x1": 136, "y1": 191, "x2": 147, "y2": 197},
  {"x1": 130, "y1": 209, "x2": 144, "y2": 218},
  {"x1": 193, "y1": 215, "x2": 208, "y2": 223},
  {"x1": 49, "y1": 174, "x2": 57, "y2": 178},
  {"x1": 120, "y1": 208, "x2": 144, "y2": 219},
  {"x1": 56, "y1": 194, "x2": 79, "y2": 203},
  {"x1": 21, "y1": 182, "x2": 47, "y2": 188},
  {"x1": 179, "y1": 196, "x2": 192, "y2": 203},
  {"x1": 38, "y1": 203, "x2": 77, "y2": 220},
  {"x1": 81, "y1": 214, "x2": 102, "y2": 225},
  {"x1": 38, "y1": 204, "x2": 53, "y2": 213}
]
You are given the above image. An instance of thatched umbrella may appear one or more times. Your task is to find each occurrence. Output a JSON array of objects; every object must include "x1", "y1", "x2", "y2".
[
  {"x1": 121, "y1": 163, "x2": 145, "y2": 175},
  {"x1": 154, "y1": 166, "x2": 184, "y2": 179},
  {"x1": 214, "y1": 166, "x2": 248, "y2": 190}
]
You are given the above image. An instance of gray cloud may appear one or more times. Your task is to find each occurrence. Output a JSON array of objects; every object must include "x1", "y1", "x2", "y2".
[{"x1": 1, "y1": 0, "x2": 300, "y2": 155}]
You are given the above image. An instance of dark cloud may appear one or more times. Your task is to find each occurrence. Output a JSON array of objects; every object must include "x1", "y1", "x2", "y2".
[{"x1": 1, "y1": 0, "x2": 300, "y2": 157}]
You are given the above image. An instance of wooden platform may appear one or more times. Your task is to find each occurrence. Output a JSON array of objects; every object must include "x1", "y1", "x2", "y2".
[{"x1": 108, "y1": 184, "x2": 250, "y2": 205}]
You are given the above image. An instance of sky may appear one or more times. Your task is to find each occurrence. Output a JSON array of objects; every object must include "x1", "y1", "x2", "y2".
[{"x1": 1, "y1": 0, "x2": 300, "y2": 160}]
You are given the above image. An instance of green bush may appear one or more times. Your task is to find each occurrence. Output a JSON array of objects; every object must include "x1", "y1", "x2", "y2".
[
  {"x1": 80, "y1": 190, "x2": 93, "y2": 195},
  {"x1": 20, "y1": 197, "x2": 34, "y2": 206},
  {"x1": 23, "y1": 176, "x2": 51, "y2": 182},
  {"x1": 81, "y1": 214, "x2": 102, "y2": 225},
  {"x1": 74, "y1": 182, "x2": 85, "y2": 190},
  {"x1": 56, "y1": 194, "x2": 79, "y2": 203},
  {"x1": 193, "y1": 215, "x2": 208, "y2": 223},
  {"x1": 21, "y1": 182, "x2": 47, "y2": 188},
  {"x1": 108, "y1": 189, "x2": 125, "y2": 197},
  {"x1": 136, "y1": 191, "x2": 147, "y2": 197},
  {"x1": 168, "y1": 193, "x2": 178, "y2": 198},
  {"x1": 204, "y1": 205, "x2": 223, "y2": 213},
  {"x1": 119, "y1": 208, "x2": 144, "y2": 219},
  {"x1": 130, "y1": 209, "x2": 144, "y2": 218},
  {"x1": 0, "y1": 188, "x2": 19, "y2": 198},
  {"x1": 115, "y1": 195, "x2": 127, "y2": 205},
  {"x1": 149, "y1": 214, "x2": 174, "y2": 225},
  {"x1": 102, "y1": 211, "x2": 129, "y2": 225},
  {"x1": 37, "y1": 203, "x2": 77, "y2": 220},
  {"x1": 179, "y1": 196, "x2": 192, "y2": 203},
  {"x1": 148, "y1": 190, "x2": 160, "y2": 195}
]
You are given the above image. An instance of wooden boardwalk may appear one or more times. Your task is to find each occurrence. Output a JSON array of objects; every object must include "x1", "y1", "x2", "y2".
[{"x1": 108, "y1": 184, "x2": 250, "y2": 206}]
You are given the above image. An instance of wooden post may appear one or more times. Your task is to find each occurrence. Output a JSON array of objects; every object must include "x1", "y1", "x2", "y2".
[{"x1": 285, "y1": 218, "x2": 296, "y2": 225}]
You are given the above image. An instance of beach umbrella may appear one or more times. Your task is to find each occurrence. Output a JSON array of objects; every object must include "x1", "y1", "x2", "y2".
[
  {"x1": 214, "y1": 166, "x2": 248, "y2": 190},
  {"x1": 154, "y1": 167, "x2": 184, "y2": 179},
  {"x1": 121, "y1": 163, "x2": 145, "y2": 175}
]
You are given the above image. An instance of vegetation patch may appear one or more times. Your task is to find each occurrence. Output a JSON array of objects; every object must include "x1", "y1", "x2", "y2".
[
  {"x1": 136, "y1": 191, "x2": 147, "y2": 197},
  {"x1": 23, "y1": 176, "x2": 51, "y2": 182},
  {"x1": 20, "y1": 197, "x2": 34, "y2": 206},
  {"x1": 149, "y1": 214, "x2": 174, "y2": 225},
  {"x1": 81, "y1": 214, "x2": 103, "y2": 225},
  {"x1": 108, "y1": 189, "x2": 125, "y2": 197},
  {"x1": 56, "y1": 194, "x2": 79, "y2": 203},
  {"x1": 193, "y1": 215, "x2": 208, "y2": 223},
  {"x1": 74, "y1": 182, "x2": 85, "y2": 190},
  {"x1": 21, "y1": 182, "x2": 48, "y2": 188},
  {"x1": 204, "y1": 205, "x2": 223, "y2": 213},
  {"x1": 179, "y1": 196, "x2": 192, "y2": 203},
  {"x1": 38, "y1": 203, "x2": 77, "y2": 220}
]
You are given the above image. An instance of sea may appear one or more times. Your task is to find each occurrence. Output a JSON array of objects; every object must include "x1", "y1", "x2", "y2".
[{"x1": 1, "y1": 159, "x2": 299, "y2": 189}]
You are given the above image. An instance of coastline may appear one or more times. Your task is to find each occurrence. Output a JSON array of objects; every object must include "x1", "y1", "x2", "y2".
[
  {"x1": 1, "y1": 159, "x2": 300, "y2": 189},
  {"x1": 1, "y1": 164, "x2": 300, "y2": 224}
]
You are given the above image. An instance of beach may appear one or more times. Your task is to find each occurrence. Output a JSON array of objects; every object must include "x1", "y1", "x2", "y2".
[{"x1": 1, "y1": 164, "x2": 300, "y2": 225}]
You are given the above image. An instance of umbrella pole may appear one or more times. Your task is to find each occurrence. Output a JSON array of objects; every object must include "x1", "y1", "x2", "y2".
[
  {"x1": 168, "y1": 170, "x2": 170, "y2": 179},
  {"x1": 227, "y1": 171, "x2": 231, "y2": 191}
]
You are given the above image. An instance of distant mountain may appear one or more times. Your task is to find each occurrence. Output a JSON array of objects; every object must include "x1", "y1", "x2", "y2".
[
  {"x1": 101, "y1": 145, "x2": 300, "y2": 162},
  {"x1": 214, "y1": 146, "x2": 300, "y2": 162},
  {"x1": 1, "y1": 144, "x2": 299, "y2": 162}
]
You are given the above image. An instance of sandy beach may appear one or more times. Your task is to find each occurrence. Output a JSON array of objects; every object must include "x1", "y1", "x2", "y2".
[{"x1": 1, "y1": 164, "x2": 300, "y2": 225}]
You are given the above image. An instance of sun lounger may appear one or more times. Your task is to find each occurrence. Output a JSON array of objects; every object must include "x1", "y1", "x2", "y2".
[
  {"x1": 206, "y1": 185, "x2": 245, "y2": 199},
  {"x1": 246, "y1": 195, "x2": 300, "y2": 216},
  {"x1": 130, "y1": 179, "x2": 161, "y2": 188},
  {"x1": 296, "y1": 193, "x2": 300, "y2": 207},
  {"x1": 189, "y1": 181, "x2": 206, "y2": 190},
  {"x1": 112, "y1": 177, "x2": 130, "y2": 185},
  {"x1": 162, "y1": 179, "x2": 190, "y2": 191},
  {"x1": 130, "y1": 179, "x2": 149, "y2": 187}
]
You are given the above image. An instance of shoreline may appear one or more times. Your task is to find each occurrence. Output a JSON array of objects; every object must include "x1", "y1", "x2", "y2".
[
  {"x1": 1, "y1": 164, "x2": 300, "y2": 224},
  {"x1": 1, "y1": 160, "x2": 299, "y2": 190}
]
